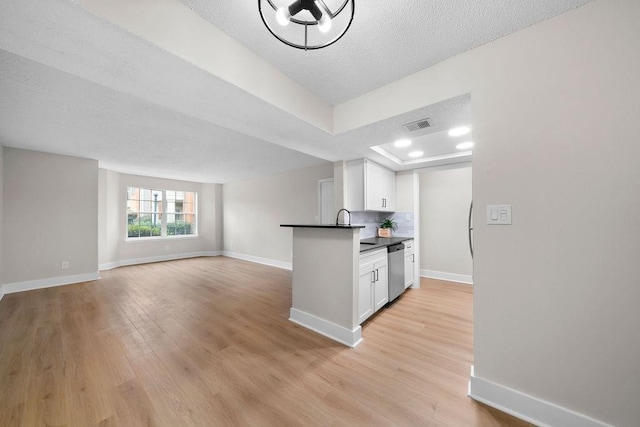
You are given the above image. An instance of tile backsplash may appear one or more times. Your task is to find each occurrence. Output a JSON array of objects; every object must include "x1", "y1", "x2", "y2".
[
  {"x1": 351, "y1": 211, "x2": 414, "y2": 239},
  {"x1": 391, "y1": 211, "x2": 414, "y2": 238}
]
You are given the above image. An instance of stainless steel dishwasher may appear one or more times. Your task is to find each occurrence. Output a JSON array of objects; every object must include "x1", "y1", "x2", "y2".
[{"x1": 387, "y1": 243, "x2": 405, "y2": 302}]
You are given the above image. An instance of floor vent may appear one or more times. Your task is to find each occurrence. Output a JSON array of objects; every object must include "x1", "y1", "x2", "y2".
[{"x1": 403, "y1": 118, "x2": 431, "y2": 132}]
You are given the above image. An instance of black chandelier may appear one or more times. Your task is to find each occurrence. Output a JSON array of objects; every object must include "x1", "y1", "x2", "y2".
[{"x1": 258, "y1": 0, "x2": 355, "y2": 50}]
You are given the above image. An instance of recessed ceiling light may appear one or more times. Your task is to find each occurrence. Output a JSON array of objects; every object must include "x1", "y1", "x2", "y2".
[
  {"x1": 394, "y1": 139, "x2": 412, "y2": 148},
  {"x1": 456, "y1": 141, "x2": 474, "y2": 150},
  {"x1": 448, "y1": 126, "x2": 471, "y2": 137},
  {"x1": 408, "y1": 151, "x2": 424, "y2": 158}
]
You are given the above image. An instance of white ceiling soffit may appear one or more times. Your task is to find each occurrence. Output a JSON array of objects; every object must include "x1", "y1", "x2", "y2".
[
  {"x1": 179, "y1": 0, "x2": 594, "y2": 106},
  {"x1": 0, "y1": 50, "x2": 328, "y2": 184},
  {"x1": 73, "y1": 0, "x2": 334, "y2": 134},
  {"x1": 0, "y1": 0, "x2": 341, "y2": 183},
  {"x1": 0, "y1": 0, "x2": 593, "y2": 183}
]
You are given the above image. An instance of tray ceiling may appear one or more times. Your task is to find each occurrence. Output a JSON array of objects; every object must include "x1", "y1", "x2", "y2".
[{"x1": 0, "y1": 0, "x2": 593, "y2": 182}]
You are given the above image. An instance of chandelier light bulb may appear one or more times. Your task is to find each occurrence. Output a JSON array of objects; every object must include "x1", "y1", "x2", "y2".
[
  {"x1": 318, "y1": 14, "x2": 332, "y2": 33},
  {"x1": 276, "y1": 7, "x2": 291, "y2": 26},
  {"x1": 258, "y1": 0, "x2": 354, "y2": 50}
]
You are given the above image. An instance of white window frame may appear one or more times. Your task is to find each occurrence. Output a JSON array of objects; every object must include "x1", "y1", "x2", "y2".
[{"x1": 126, "y1": 187, "x2": 198, "y2": 240}]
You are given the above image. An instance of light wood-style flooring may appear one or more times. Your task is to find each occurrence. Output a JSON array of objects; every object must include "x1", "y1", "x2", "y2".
[{"x1": 0, "y1": 257, "x2": 531, "y2": 426}]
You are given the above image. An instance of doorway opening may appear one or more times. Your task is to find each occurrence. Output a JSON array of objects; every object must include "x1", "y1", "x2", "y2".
[{"x1": 318, "y1": 178, "x2": 335, "y2": 224}]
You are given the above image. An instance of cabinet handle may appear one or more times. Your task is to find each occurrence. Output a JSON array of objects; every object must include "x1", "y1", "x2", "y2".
[
  {"x1": 375, "y1": 269, "x2": 379, "y2": 282},
  {"x1": 412, "y1": 254, "x2": 414, "y2": 262},
  {"x1": 371, "y1": 271, "x2": 375, "y2": 283}
]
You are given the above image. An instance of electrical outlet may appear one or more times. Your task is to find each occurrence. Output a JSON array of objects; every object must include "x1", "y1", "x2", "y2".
[{"x1": 61, "y1": 261, "x2": 70, "y2": 269}]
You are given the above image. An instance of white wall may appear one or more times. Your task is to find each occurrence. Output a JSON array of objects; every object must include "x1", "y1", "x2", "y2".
[
  {"x1": 98, "y1": 169, "x2": 120, "y2": 266},
  {"x1": 419, "y1": 164, "x2": 472, "y2": 283},
  {"x1": 0, "y1": 144, "x2": 4, "y2": 290},
  {"x1": 223, "y1": 163, "x2": 333, "y2": 267},
  {"x1": 470, "y1": 5, "x2": 640, "y2": 425},
  {"x1": 333, "y1": 161, "x2": 347, "y2": 211},
  {"x1": 98, "y1": 170, "x2": 223, "y2": 269},
  {"x1": 3, "y1": 148, "x2": 98, "y2": 285},
  {"x1": 199, "y1": 182, "x2": 224, "y2": 254},
  {"x1": 335, "y1": 1, "x2": 640, "y2": 425},
  {"x1": 395, "y1": 171, "x2": 415, "y2": 212},
  {"x1": 395, "y1": 170, "x2": 421, "y2": 289}
]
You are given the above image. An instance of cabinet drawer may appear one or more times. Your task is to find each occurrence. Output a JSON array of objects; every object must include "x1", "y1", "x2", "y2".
[{"x1": 359, "y1": 248, "x2": 387, "y2": 267}]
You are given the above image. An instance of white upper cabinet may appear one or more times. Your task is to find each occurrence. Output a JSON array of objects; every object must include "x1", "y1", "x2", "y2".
[{"x1": 346, "y1": 159, "x2": 396, "y2": 212}]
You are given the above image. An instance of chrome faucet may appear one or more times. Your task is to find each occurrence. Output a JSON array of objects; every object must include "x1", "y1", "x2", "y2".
[{"x1": 335, "y1": 208, "x2": 351, "y2": 226}]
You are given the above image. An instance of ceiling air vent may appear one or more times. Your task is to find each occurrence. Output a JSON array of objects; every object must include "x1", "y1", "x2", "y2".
[{"x1": 403, "y1": 118, "x2": 431, "y2": 132}]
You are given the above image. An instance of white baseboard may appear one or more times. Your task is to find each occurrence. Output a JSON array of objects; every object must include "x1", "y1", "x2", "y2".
[
  {"x1": 468, "y1": 366, "x2": 612, "y2": 427},
  {"x1": 289, "y1": 308, "x2": 362, "y2": 348},
  {"x1": 2, "y1": 272, "x2": 100, "y2": 295},
  {"x1": 0, "y1": 286, "x2": 5, "y2": 302},
  {"x1": 223, "y1": 251, "x2": 292, "y2": 271},
  {"x1": 421, "y1": 269, "x2": 473, "y2": 285},
  {"x1": 99, "y1": 251, "x2": 222, "y2": 271},
  {"x1": 101, "y1": 251, "x2": 290, "y2": 272}
]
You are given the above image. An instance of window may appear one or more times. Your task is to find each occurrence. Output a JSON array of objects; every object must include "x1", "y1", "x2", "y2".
[
  {"x1": 127, "y1": 187, "x2": 197, "y2": 239},
  {"x1": 166, "y1": 190, "x2": 196, "y2": 236}
]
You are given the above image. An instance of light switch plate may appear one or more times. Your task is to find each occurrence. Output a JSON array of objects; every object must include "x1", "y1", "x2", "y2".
[{"x1": 487, "y1": 205, "x2": 512, "y2": 225}]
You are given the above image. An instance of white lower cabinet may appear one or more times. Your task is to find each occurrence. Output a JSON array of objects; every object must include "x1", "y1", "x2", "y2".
[
  {"x1": 403, "y1": 239, "x2": 414, "y2": 288},
  {"x1": 358, "y1": 248, "x2": 389, "y2": 324},
  {"x1": 358, "y1": 265, "x2": 375, "y2": 323},
  {"x1": 373, "y1": 263, "x2": 388, "y2": 311}
]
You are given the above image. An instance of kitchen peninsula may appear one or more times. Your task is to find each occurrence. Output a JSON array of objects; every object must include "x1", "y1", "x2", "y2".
[
  {"x1": 281, "y1": 223, "x2": 414, "y2": 347},
  {"x1": 280, "y1": 224, "x2": 365, "y2": 347}
]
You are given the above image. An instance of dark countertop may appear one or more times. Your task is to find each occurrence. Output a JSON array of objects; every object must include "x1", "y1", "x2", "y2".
[
  {"x1": 280, "y1": 224, "x2": 365, "y2": 229},
  {"x1": 359, "y1": 237, "x2": 414, "y2": 253},
  {"x1": 280, "y1": 225, "x2": 411, "y2": 252}
]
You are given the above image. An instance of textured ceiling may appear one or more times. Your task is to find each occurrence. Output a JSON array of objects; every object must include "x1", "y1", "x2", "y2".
[
  {"x1": 180, "y1": 0, "x2": 593, "y2": 105},
  {"x1": 0, "y1": 0, "x2": 593, "y2": 183},
  {"x1": 0, "y1": 50, "x2": 327, "y2": 183}
]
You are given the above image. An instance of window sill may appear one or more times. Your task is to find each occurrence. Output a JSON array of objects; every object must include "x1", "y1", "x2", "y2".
[{"x1": 125, "y1": 235, "x2": 199, "y2": 243}]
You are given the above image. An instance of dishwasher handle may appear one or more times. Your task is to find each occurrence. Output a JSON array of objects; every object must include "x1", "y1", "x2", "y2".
[{"x1": 387, "y1": 243, "x2": 405, "y2": 253}]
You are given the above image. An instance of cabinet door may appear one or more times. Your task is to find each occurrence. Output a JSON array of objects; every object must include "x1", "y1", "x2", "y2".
[
  {"x1": 365, "y1": 161, "x2": 384, "y2": 211},
  {"x1": 350, "y1": 159, "x2": 396, "y2": 212},
  {"x1": 379, "y1": 166, "x2": 396, "y2": 212},
  {"x1": 403, "y1": 240, "x2": 414, "y2": 288},
  {"x1": 345, "y1": 159, "x2": 365, "y2": 211},
  {"x1": 404, "y1": 252, "x2": 414, "y2": 288},
  {"x1": 358, "y1": 266, "x2": 375, "y2": 324},
  {"x1": 373, "y1": 263, "x2": 389, "y2": 311}
]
